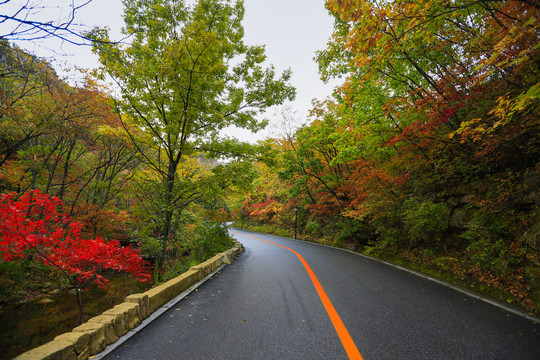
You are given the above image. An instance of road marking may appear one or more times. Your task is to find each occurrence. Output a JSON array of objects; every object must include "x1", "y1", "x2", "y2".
[{"x1": 232, "y1": 232, "x2": 363, "y2": 360}]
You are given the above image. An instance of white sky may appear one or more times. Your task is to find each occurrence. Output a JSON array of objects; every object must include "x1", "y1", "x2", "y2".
[{"x1": 1, "y1": 0, "x2": 341, "y2": 142}]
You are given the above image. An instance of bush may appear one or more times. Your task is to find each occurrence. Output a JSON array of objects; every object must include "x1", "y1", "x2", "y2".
[
  {"x1": 460, "y1": 211, "x2": 511, "y2": 274},
  {"x1": 402, "y1": 198, "x2": 450, "y2": 249},
  {"x1": 188, "y1": 222, "x2": 234, "y2": 263}
]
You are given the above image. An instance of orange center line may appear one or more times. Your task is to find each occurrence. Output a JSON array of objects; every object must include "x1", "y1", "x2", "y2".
[{"x1": 231, "y1": 231, "x2": 363, "y2": 360}]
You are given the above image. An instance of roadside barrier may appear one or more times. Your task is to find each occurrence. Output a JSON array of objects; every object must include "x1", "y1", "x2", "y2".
[{"x1": 14, "y1": 241, "x2": 245, "y2": 360}]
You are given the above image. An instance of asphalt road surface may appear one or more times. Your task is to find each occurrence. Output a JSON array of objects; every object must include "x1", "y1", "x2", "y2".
[{"x1": 105, "y1": 229, "x2": 540, "y2": 359}]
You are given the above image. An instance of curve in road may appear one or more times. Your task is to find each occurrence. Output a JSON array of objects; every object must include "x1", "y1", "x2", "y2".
[
  {"x1": 232, "y1": 231, "x2": 363, "y2": 360},
  {"x1": 103, "y1": 228, "x2": 540, "y2": 360}
]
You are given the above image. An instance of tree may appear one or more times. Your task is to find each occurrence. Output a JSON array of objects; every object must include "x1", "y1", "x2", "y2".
[
  {"x1": 0, "y1": 40, "x2": 62, "y2": 171},
  {"x1": 0, "y1": 43, "x2": 143, "y2": 239},
  {"x1": 0, "y1": 0, "x2": 99, "y2": 45},
  {"x1": 0, "y1": 189, "x2": 151, "y2": 323},
  {"x1": 91, "y1": 0, "x2": 295, "y2": 279}
]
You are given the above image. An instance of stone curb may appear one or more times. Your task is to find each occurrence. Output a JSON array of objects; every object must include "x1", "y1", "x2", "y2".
[{"x1": 13, "y1": 241, "x2": 245, "y2": 360}]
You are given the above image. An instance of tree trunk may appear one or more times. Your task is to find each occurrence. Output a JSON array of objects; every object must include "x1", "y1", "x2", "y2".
[{"x1": 75, "y1": 287, "x2": 84, "y2": 325}]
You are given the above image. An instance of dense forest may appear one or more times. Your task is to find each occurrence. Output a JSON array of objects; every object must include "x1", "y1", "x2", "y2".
[
  {"x1": 230, "y1": 0, "x2": 540, "y2": 312},
  {"x1": 0, "y1": 0, "x2": 538, "y2": 317},
  {"x1": 0, "y1": 0, "x2": 294, "y2": 307}
]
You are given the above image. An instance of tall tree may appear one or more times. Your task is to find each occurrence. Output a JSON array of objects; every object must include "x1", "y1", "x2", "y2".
[{"x1": 91, "y1": 0, "x2": 295, "y2": 276}]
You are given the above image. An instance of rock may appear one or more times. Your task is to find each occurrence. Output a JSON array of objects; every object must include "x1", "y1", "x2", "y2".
[
  {"x1": 523, "y1": 190, "x2": 539, "y2": 205},
  {"x1": 100, "y1": 308, "x2": 128, "y2": 337},
  {"x1": 42, "y1": 282, "x2": 53, "y2": 289},
  {"x1": 13, "y1": 339, "x2": 75, "y2": 360},
  {"x1": 523, "y1": 169, "x2": 540, "y2": 190},
  {"x1": 87, "y1": 315, "x2": 119, "y2": 345},
  {"x1": 113, "y1": 302, "x2": 141, "y2": 330},
  {"x1": 77, "y1": 346, "x2": 90, "y2": 360},
  {"x1": 49, "y1": 289, "x2": 62, "y2": 295},
  {"x1": 37, "y1": 298, "x2": 54, "y2": 304},
  {"x1": 460, "y1": 194, "x2": 477, "y2": 204},
  {"x1": 54, "y1": 332, "x2": 90, "y2": 355},
  {"x1": 451, "y1": 184, "x2": 471, "y2": 195},
  {"x1": 447, "y1": 197, "x2": 460, "y2": 207},
  {"x1": 48, "y1": 283, "x2": 60, "y2": 291},
  {"x1": 16, "y1": 290, "x2": 29, "y2": 298},
  {"x1": 450, "y1": 208, "x2": 469, "y2": 228},
  {"x1": 125, "y1": 293, "x2": 150, "y2": 320},
  {"x1": 523, "y1": 212, "x2": 540, "y2": 251},
  {"x1": 72, "y1": 322, "x2": 107, "y2": 356},
  {"x1": 344, "y1": 243, "x2": 358, "y2": 252}
]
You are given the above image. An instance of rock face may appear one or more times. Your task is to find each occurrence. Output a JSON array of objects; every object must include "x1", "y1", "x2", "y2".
[
  {"x1": 524, "y1": 212, "x2": 540, "y2": 251},
  {"x1": 439, "y1": 166, "x2": 540, "y2": 312},
  {"x1": 519, "y1": 167, "x2": 540, "y2": 250},
  {"x1": 444, "y1": 166, "x2": 540, "y2": 251}
]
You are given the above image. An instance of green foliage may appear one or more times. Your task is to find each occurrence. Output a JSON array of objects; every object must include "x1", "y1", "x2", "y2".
[
  {"x1": 0, "y1": 261, "x2": 30, "y2": 301},
  {"x1": 304, "y1": 221, "x2": 321, "y2": 235},
  {"x1": 465, "y1": 236, "x2": 508, "y2": 272},
  {"x1": 90, "y1": 1, "x2": 294, "y2": 280},
  {"x1": 229, "y1": 0, "x2": 539, "y2": 311},
  {"x1": 335, "y1": 220, "x2": 370, "y2": 245},
  {"x1": 460, "y1": 210, "x2": 512, "y2": 273},
  {"x1": 189, "y1": 222, "x2": 234, "y2": 263},
  {"x1": 0, "y1": 259, "x2": 58, "y2": 302},
  {"x1": 138, "y1": 236, "x2": 162, "y2": 260},
  {"x1": 136, "y1": 207, "x2": 234, "y2": 283},
  {"x1": 401, "y1": 198, "x2": 450, "y2": 249},
  {"x1": 156, "y1": 221, "x2": 234, "y2": 282},
  {"x1": 372, "y1": 211, "x2": 403, "y2": 245}
]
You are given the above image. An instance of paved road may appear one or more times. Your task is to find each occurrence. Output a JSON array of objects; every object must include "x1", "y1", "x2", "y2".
[{"x1": 105, "y1": 229, "x2": 540, "y2": 359}]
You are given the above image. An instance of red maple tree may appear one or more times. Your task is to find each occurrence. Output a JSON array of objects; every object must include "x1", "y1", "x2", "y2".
[{"x1": 0, "y1": 189, "x2": 151, "y2": 322}]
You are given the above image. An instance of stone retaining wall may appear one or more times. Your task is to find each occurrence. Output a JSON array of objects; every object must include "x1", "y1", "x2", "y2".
[{"x1": 14, "y1": 241, "x2": 245, "y2": 360}]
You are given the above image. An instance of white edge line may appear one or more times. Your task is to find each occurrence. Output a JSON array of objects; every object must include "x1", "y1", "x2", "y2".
[
  {"x1": 231, "y1": 227, "x2": 540, "y2": 323},
  {"x1": 93, "y1": 263, "x2": 228, "y2": 360}
]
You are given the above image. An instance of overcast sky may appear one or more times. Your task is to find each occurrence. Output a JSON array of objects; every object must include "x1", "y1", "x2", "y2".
[{"x1": 2, "y1": 0, "x2": 340, "y2": 142}]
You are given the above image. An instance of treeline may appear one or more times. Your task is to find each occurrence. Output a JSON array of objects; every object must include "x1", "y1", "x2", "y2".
[
  {"x1": 0, "y1": 40, "x2": 139, "y2": 240},
  {"x1": 0, "y1": 41, "x2": 208, "y2": 289},
  {"x1": 232, "y1": 0, "x2": 539, "y2": 311}
]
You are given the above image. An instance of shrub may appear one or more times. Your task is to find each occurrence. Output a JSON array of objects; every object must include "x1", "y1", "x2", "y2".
[{"x1": 402, "y1": 198, "x2": 450, "y2": 249}]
